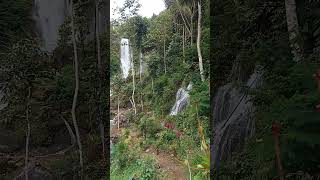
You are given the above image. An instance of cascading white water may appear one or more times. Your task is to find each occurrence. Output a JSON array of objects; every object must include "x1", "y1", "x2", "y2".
[
  {"x1": 120, "y1": 38, "x2": 132, "y2": 79},
  {"x1": 33, "y1": 0, "x2": 70, "y2": 52},
  {"x1": 212, "y1": 68, "x2": 263, "y2": 168},
  {"x1": 32, "y1": 0, "x2": 108, "y2": 52},
  {"x1": 0, "y1": 86, "x2": 8, "y2": 110},
  {"x1": 170, "y1": 83, "x2": 192, "y2": 115}
]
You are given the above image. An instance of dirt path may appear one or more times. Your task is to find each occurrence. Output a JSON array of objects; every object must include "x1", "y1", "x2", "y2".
[
  {"x1": 110, "y1": 107, "x2": 189, "y2": 179},
  {"x1": 112, "y1": 124, "x2": 189, "y2": 180},
  {"x1": 142, "y1": 148, "x2": 189, "y2": 180}
]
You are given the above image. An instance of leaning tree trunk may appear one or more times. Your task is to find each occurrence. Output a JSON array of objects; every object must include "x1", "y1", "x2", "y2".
[
  {"x1": 70, "y1": 0, "x2": 84, "y2": 174},
  {"x1": 131, "y1": 48, "x2": 137, "y2": 115},
  {"x1": 175, "y1": 0, "x2": 191, "y2": 36},
  {"x1": 163, "y1": 38, "x2": 167, "y2": 74},
  {"x1": 25, "y1": 86, "x2": 31, "y2": 180},
  {"x1": 183, "y1": 26, "x2": 185, "y2": 63},
  {"x1": 61, "y1": 115, "x2": 76, "y2": 146},
  {"x1": 117, "y1": 95, "x2": 120, "y2": 129},
  {"x1": 95, "y1": 0, "x2": 105, "y2": 159},
  {"x1": 285, "y1": 0, "x2": 303, "y2": 62},
  {"x1": 197, "y1": 1, "x2": 205, "y2": 82},
  {"x1": 139, "y1": 51, "x2": 144, "y2": 111},
  {"x1": 139, "y1": 50, "x2": 142, "y2": 82}
]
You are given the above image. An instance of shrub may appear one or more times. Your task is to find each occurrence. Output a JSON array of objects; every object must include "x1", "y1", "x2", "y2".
[{"x1": 138, "y1": 116, "x2": 161, "y2": 139}]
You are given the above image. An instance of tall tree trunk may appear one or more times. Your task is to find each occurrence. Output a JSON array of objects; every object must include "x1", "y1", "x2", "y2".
[
  {"x1": 95, "y1": 0, "x2": 105, "y2": 159},
  {"x1": 183, "y1": 26, "x2": 185, "y2": 63},
  {"x1": 25, "y1": 86, "x2": 31, "y2": 180},
  {"x1": 175, "y1": 0, "x2": 191, "y2": 36},
  {"x1": 151, "y1": 77, "x2": 155, "y2": 117},
  {"x1": 191, "y1": 1, "x2": 195, "y2": 46},
  {"x1": 285, "y1": 0, "x2": 303, "y2": 62},
  {"x1": 190, "y1": 17, "x2": 193, "y2": 46},
  {"x1": 151, "y1": 77, "x2": 154, "y2": 95},
  {"x1": 140, "y1": 94, "x2": 144, "y2": 111},
  {"x1": 117, "y1": 95, "x2": 120, "y2": 129},
  {"x1": 139, "y1": 50, "x2": 142, "y2": 82},
  {"x1": 197, "y1": 1, "x2": 205, "y2": 81},
  {"x1": 272, "y1": 123, "x2": 284, "y2": 180},
  {"x1": 163, "y1": 38, "x2": 167, "y2": 74},
  {"x1": 131, "y1": 47, "x2": 137, "y2": 115},
  {"x1": 139, "y1": 51, "x2": 144, "y2": 111},
  {"x1": 70, "y1": 0, "x2": 84, "y2": 174}
]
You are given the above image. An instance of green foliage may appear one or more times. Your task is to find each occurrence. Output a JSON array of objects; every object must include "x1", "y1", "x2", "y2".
[
  {"x1": 0, "y1": 159, "x2": 17, "y2": 178},
  {"x1": 112, "y1": 140, "x2": 135, "y2": 171},
  {"x1": 110, "y1": 0, "x2": 210, "y2": 178},
  {"x1": 0, "y1": 0, "x2": 33, "y2": 52},
  {"x1": 152, "y1": 75, "x2": 180, "y2": 115},
  {"x1": 213, "y1": 0, "x2": 320, "y2": 178},
  {"x1": 111, "y1": 156, "x2": 158, "y2": 180},
  {"x1": 219, "y1": 63, "x2": 320, "y2": 178},
  {"x1": 138, "y1": 116, "x2": 161, "y2": 139},
  {"x1": 111, "y1": 137, "x2": 159, "y2": 179},
  {"x1": 49, "y1": 156, "x2": 78, "y2": 179},
  {"x1": 0, "y1": 39, "x2": 53, "y2": 144}
]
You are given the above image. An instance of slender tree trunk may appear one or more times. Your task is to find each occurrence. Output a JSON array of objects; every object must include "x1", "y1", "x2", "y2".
[
  {"x1": 175, "y1": 0, "x2": 191, "y2": 36},
  {"x1": 117, "y1": 95, "x2": 120, "y2": 129},
  {"x1": 95, "y1": 0, "x2": 105, "y2": 159},
  {"x1": 25, "y1": 86, "x2": 31, "y2": 180},
  {"x1": 285, "y1": 0, "x2": 303, "y2": 62},
  {"x1": 129, "y1": 99, "x2": 135, "y2": 120},
  {"x1": 70, "y1": 0, "x2": 84, "y2": 174},
  {"x1": 163, "y1": 38, "x2": 167, "y2": 74},
  {"x1": 186, "y1": 152, "x2": 192, "y2": 180},
  {"x1": 272, "y1": 123, "x2": 284, "y2": 180},
  {"x1": 139, "y1": 51, "x2": 144, "y2": 111},
  {"x1": 151, "y1": 77, "x2": 155, "y2": 117},
  {"x1": 197, "y1": 1, "x2": 205, "y2": 82},
  {"x1": 131, "y1": 47, "x2": 137, "y2": 115},
  {"x1": 191, "y1": 1, "x2": 195, "y2": 46},
  {"x1": 140, "y1": 94, "x2": 144, "y2": 111},
  {"x1": 139, "y1": 50, "x2": 142, "y2": 82},
  {"x1": 61, "y1": 115, "x2": 76, "y2": 146},
  {"x1": 190, "y1": 18, "x2": 193, "y2": 46},
  {"x1": 151, "y1": 77, "x2": 154, "y2": 95},
  {"x1": 183, "y1": 26, "x2": 185, "y2": 63}
]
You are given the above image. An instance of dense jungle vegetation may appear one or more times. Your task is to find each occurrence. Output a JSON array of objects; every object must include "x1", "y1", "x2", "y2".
[
  {"x1": 0, "y1": 0, "x2": 109, "y2": 179},
  {"x1": 212, "y1": 0, "x2": 320, "y2": 179},
  {"x1": 110, "y1": 0, "x2": 210, "y2": 179},
  {"x1": 1, "y1": 0, "x2": 320, "y2": 179}
]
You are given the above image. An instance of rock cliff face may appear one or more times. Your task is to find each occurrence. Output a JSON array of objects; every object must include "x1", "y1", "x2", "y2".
[
  {"x1": 32, "y1": 0, "x2": 108, "y2": 52},
  {"x1": 212, "y1": 68, "x2": 263, "y2": 168}
]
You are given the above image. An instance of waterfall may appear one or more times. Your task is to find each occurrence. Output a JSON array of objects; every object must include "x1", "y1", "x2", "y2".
[
  {"x1": 170, "y1": 83, "x2": 192, "y2": 115},
  {"x1": 120, "y1": 38, "x2": 132, "y2": 79},
  {"x1": 32, "y1": 0, "x2": 108, "y2": 52},
  {"x1": 212, "y1": 68, "x2": 263, "y2": 168},
  {"x1": 33, "y1": 0, "x2": 70, "y2": 52},
  {"x1": 0, "y1": 86, "x2": 8, "y2": 111}
]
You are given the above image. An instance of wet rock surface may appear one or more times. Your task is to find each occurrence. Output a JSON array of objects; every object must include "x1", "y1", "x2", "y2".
[{"x1": 212, "y1": 69, "x2": 263, "y2": 168}]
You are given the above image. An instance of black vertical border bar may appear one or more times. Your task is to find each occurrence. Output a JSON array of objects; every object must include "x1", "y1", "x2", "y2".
[
  {"x1": 210, "y1": 0, "x2": 215, "y2": 178},
  {"x1": 105, "y1": 0, "x2": 111, "y2": 178}
]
